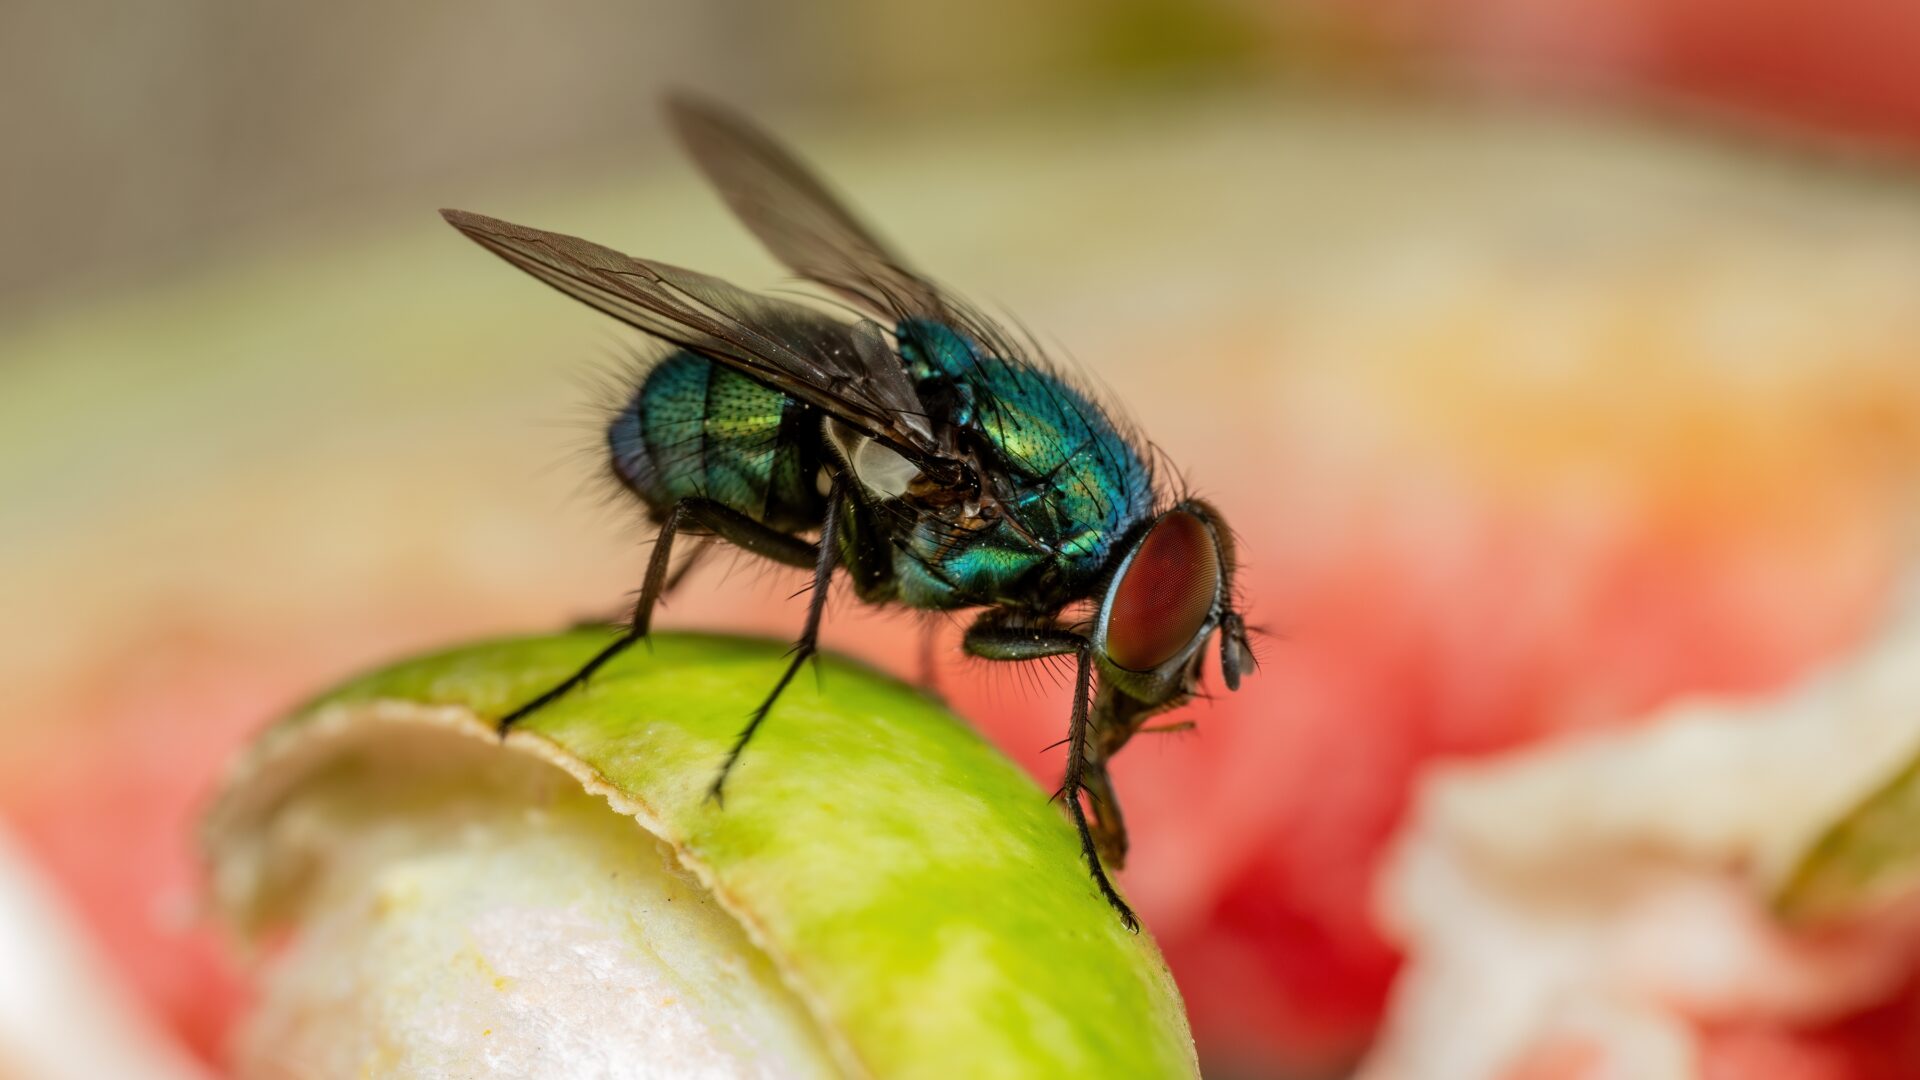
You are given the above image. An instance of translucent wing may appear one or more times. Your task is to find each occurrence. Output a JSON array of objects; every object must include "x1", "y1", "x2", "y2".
[
  {"x1": 441, "y1": 209, "x2": 942, "y2": 460},
  {"x1": 665, "y1": 93, "x2": 951, "y2": 322}
]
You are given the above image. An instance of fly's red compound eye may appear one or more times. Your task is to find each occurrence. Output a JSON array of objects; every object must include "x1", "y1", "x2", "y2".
[{"x1": 1104, "y1": 509, "x2": 1221, "y2": 673}]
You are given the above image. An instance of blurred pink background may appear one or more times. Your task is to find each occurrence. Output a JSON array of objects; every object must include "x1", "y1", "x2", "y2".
[{"x1": 6, "y1": 2, "x2": 1920, "y2": 1077}]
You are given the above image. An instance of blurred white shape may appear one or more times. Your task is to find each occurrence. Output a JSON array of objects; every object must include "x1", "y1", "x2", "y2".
[
  {"x1": 229, "y1": 736, "x2": 838, "y2": 1080},
  {"x1": 0, "y1": 827, "x2": 210, "y2": 1080},
  {"x1": 1362, "y1": 576, "x2": 1920, "y2": 1080}
]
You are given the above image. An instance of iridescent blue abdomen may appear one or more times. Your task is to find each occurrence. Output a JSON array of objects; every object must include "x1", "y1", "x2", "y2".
[{"x1": 609, "y1": 351, "x2": 826, "y2": 532}]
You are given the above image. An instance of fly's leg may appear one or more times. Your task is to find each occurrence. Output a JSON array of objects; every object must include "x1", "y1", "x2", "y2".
[
  {"x1": 661, "y1": 537, "x2": 715, "y2": 596},
  {"x1": 962, "y1": 615, "x2": 1138, "y2": 931},
  {"x1": 916, "y1": 619, "x2": 946, "y2": 702},
  {"x1": 708, "y1": 476, "x2": 846, "y2": 804},
  {"x1": 1082, "y1": 759, "x2": 1128, "y2": 871},
  {"x1": 959, "y1": 615, "x2": 1086, "y2": 662},
  {"x1": 1084, "y1": 690, "x2": 1144, "y2": 870},
  {"x1": 570, "y1": 540, "x2": 712, "y2": 630},
  {"x1": 494, "y1": 503, "x2": 688, "y2": 733},
  {"x1": 497, "y1": 499, "x2": 815, "y2": 735},
  {"x1": 1058, "y1": 642, "x2": 1137, "y2": 931}
]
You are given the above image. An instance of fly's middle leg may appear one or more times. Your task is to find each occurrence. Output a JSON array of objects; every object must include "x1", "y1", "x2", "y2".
[{"x1": 708, "y1": 475, "x2": 847, "y2": 804}]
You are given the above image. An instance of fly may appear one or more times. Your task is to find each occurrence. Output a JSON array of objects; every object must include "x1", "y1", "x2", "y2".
[{"x1": 442, "y1": 95, "x2": 1257, "y2": 931}]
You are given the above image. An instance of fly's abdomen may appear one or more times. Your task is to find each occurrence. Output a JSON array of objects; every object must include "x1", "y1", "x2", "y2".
[{"x1": 609, "y1": 351, "x2": 826, "y2": 531}]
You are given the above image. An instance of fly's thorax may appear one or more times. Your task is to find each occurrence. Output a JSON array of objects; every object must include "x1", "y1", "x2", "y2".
[
  {"x1": 608, "y1": 351, "x2": 828, "y2": 533},
  {"x1": 895, "y1": 318, "x2": 976, "y2": 383},
  {"x1": 894, "y1": 526, "x2": 1052, "y2": 611},
  {"x1": 888, "y1": 318, "x2": 1159, "y2": 613}
]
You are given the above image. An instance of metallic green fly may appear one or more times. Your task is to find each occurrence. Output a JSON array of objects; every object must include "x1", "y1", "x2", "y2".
[{"x1": 442, "y1": 96, "x2": 1255, "y2": 930}]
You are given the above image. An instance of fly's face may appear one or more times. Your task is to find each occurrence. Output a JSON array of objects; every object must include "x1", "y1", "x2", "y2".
[{"x1": 1091, "y1": 501, "x2": 1255, "y2": 714}]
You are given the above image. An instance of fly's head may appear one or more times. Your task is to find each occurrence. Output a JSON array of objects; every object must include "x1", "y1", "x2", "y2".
[{"x1": 1090, "y1": 500, "x2": 1255, "y2": 724}]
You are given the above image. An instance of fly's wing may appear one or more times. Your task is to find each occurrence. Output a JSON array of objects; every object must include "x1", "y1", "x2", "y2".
[
  {"x1": 664, "y1": 94, "x2": 951, "y2": 323},
  {"x1": 442, "y1": 209, "x2": 940, "y2": 458}
]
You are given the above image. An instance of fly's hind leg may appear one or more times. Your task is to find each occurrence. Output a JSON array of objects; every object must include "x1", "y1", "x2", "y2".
[
  {"x1": 570, "y1": 541, "x2": 712, "y2": 630},
  {"x1": 708, "y1": 476, "x2": 847, "y2": 804},
  {"x1": 661, "y1": 538, "x2": 714, "y2": 595},
  {"x1": 962, "y1": 614, "x2": 1138, "y2": 931},
  {"x1": 493, "y1": 503, "x2": 689, "y2": 734},
  {"x1": 495, "y1": 498, "x2": 815, "y2": 735}
]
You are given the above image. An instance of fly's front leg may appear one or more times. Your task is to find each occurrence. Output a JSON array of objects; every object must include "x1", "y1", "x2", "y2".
[
  {"x1": 963, "y1": 613, "x2": 1139, "y2": 931},
  {"x1": 959, "y1": 614, "x2": 1086, "y2": 663},
  {"x1": 1081, "y1": 759, "x2": 1128, "y2": 871},
  {"x1": 708, "y1": 476, "x2": 847, "y2": 804},
  {"x1": 497, "y1": 498, "x2": 816, "y2": 735},
  {"x1": 1059, "y1": 643, "x2": 1138, "y2": 931},
  {"x1": 1084, "y1": 687, "x2": 1149, "y2": 870}
]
